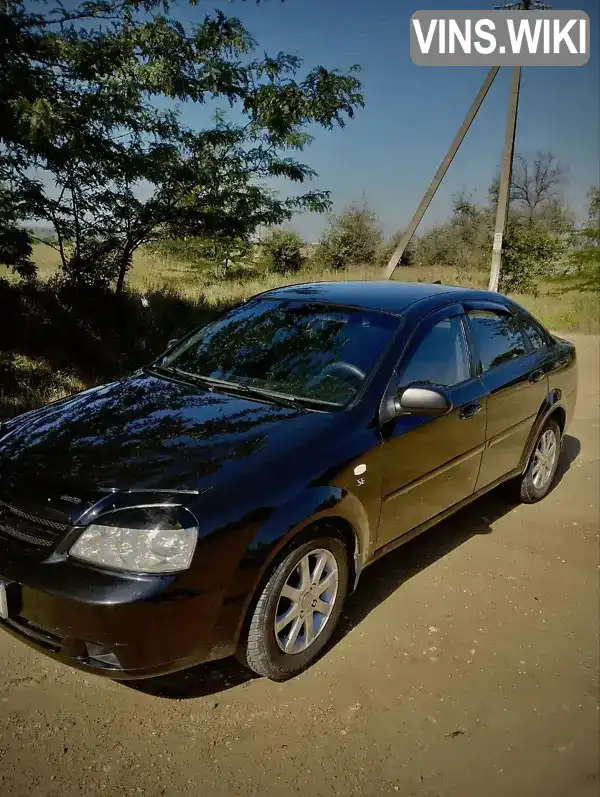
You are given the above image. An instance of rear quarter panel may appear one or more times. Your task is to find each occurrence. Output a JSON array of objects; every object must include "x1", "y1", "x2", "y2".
[{"x1": 548, "y1": 335, "x2": 578, "y2": 431}]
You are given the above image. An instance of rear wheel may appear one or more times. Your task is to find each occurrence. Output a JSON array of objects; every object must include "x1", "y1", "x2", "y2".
[
  {"x1": 243, "y1": 533, "x2": 350, "y2": 681},
  {"x1": 518, "y1": 419, "x2": 562, "y2": 503}
]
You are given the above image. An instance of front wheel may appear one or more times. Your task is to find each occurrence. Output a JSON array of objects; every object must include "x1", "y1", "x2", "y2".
[
  {"x1": 243, "y1": 534, "x2": 350, "y2": 681},
  {"x1": 518, "y1": 419, "x2": 562, "y2": 503}
]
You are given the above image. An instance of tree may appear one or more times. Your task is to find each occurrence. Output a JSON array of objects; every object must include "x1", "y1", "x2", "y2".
[
  {"x1": 0, "y1": 0, "x2": 363, "y2": 291},
  {"x1": 500, "y1": 220, "x2": 566, "y2": 295},
  {"x1": 380, "y1": 229, "x2": 414, "y2": 268},
  {"x1": 489, "y1": 152, "x2": 573, "y2": 232},
  {"x1": 568, "y1": 186, "x2": 600, "y2": 289},
  {"x1": 411, "y1": 194, "x2": 493, "y2": 274},
  {"x1": 261, "y1": 228, "x2": 305, "y2": 273},
  {"x1": 315, "y1": 198, "x2": 383, "y2": 270},
  {"x1": 586, "y1": 185, "x2": 600, "y2": 239}
]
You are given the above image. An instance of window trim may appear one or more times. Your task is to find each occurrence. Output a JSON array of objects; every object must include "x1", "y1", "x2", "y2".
[
  {"x1": 391, "y1": 304, "x2": 476, "y2": 393},
  {"x1": 463, "y1": 301, "x2": 531, "y2": 375}
]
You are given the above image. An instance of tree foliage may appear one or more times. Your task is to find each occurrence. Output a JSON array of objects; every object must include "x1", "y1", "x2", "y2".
[
  {"x1": 568, "y1": 186, "x2": 600, "y2": 290},
  {"x1": 315, "y1": 198, "x2": 383, "y2": 270},
  {"x1": 410, "y1": 194, "x2": 493, "y2": 275},
  {"x1": 499, "y1": 220, "x2": 566, "y2": 294},
  {"x1": 489, "y1": 151, "x2": 573, "y2": 233},
  {"x1": 260, "y1": 228, "x2": 305, "y2": 274},
  {"x1": 0, "y1": 0, "x2": 363, "y2": 290}
]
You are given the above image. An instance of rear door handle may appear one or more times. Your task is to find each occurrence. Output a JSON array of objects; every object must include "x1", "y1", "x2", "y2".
[
  {"x1": 459, "y1": 402, "x2": 482, "y2": 420},
  {"x1": 529, "y1": 369, "x2": 545, "y2": 384}
]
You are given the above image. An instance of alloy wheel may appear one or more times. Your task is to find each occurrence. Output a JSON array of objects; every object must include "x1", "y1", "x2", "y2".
[
  {"x1": 531, "y1": 428, "x2": 558, "y2": 490},
  {"x1": 274, "y1": 549, "x2": 339, "y2": 655}
]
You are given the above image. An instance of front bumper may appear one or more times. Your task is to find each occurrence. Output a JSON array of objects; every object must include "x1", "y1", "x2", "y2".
[{"x1": 0, "y1": 561, "x2": 235, "y2": 680}]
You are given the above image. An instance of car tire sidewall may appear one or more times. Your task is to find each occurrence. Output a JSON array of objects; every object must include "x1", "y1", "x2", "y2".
[
  {"x1": 521, "y1": 419, "x2": 562, "y2": 502},
  {"x1": 249, "y1": 535, "x2": 349, "y2": 679}
]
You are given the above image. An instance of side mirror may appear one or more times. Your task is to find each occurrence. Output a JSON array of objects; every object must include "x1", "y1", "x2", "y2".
[{"x1": 394, "y1": 385, "x2": 452, "y2": 418}]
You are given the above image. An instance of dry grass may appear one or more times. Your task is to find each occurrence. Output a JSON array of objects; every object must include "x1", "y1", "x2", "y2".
[
  {"x1": 2, "y1": 243, "x2": 597, "y2": 333},
  {"x1": 1, "y1": 243, "x2": 597, "y2": 417}
]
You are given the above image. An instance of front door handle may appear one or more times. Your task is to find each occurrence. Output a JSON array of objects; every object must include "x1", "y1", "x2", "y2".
[
  {"x1": 529, "y1": 369, "x2": 545, "y2": 384},
  {"x1": 459, "y1": 402, "x2": 482, "y2": 420}
]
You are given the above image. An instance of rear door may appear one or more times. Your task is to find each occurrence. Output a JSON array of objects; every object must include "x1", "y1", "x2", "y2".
[
  {"x1": 464, "y1": 301, "x2": 549, "y2": 490},
  {"x1": 377, "y1": 304, "x2": 487, "y2": 549}
]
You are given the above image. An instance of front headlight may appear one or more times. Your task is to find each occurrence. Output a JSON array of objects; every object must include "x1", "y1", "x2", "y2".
[{"x1": 69, "y1": 509, "x2": 198, "y2": 573}]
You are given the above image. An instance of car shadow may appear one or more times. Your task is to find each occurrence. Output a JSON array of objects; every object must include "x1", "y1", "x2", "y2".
[
  {"x1": 553, "y1": 433, "x2": 580, "y2": 487},
  {"x1": 333, "y1": 433, "x2": 580, "y2": 644},
  {"x1": 126, "y1": 654, "x2": 258, "y2": 700},
  {"x1": 126, "y1": 435, "x2": 580, "y2": 700}
]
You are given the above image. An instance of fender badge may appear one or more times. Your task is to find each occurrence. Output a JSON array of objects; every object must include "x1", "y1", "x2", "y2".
[
  {"x1": 353, "y1": 464, "x2": 367, "y2": 476},
  {"x1": 60, "y1": 495, "x2": 82, "y2": 505}
]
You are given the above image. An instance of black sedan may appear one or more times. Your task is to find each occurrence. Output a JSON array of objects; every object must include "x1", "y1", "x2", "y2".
[{"x1": 0, "y1": 281, "x2": 577, "y2": 681}]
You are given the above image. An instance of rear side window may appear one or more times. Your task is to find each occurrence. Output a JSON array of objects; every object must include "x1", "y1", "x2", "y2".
[
  {"x1": 468, "y1": 310, "x2": 527, "y2": 371},
  {"x1": 518, "y1": 313, "x2": 548, "y2": 350},
  {"x1": 397, "y1": 316, "x2": 471, "y2": 388}
]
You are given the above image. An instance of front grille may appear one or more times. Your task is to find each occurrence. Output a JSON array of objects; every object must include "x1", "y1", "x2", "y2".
[
  {"x1": 7, "y1": 504, "x2": 68, "y2": 533},
  {"x1": 0, "y1": 502, "x2": 68, "y2": 549},
  {"x1": 0, "y1": 522, "x2": 54, "y2": 547}
]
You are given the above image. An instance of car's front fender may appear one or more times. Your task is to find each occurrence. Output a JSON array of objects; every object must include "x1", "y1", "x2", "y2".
[
  {"x1": 210, "y1": 484, "x2": 373, "y2": 650},
  {"x1": 250, "y1": 485, "x2": 371, "y2": 581}
]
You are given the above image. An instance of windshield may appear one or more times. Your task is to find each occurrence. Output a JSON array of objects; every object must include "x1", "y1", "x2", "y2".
[{"x1": 158, "y1": 298, "x2": 400, "y2": 408}]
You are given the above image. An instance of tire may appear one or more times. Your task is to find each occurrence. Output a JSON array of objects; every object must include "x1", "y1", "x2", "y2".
[
  {"x1": 518, "y1": 419, "x2": 562, "y2": 504},
  {"x1": 243, "y1": 532, "x2": 350, "y2": 681}
]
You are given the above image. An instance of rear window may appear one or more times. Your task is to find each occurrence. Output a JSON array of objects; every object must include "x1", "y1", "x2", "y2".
[
  {"x1": 468, "y1": 309, "x2": 527, "y2": 371},
  {"x1": 518, "y1": 313, "x2": 550, "y2": 350}
]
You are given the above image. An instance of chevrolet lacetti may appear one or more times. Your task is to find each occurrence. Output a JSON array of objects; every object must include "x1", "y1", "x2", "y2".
[{"x1": 0, "y1": 282, "x2": 577, "y2": 681}]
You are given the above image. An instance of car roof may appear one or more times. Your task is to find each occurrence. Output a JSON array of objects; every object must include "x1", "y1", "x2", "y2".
[{"x1": 260, "y1": 280, "x2": 507, "y2": 316}]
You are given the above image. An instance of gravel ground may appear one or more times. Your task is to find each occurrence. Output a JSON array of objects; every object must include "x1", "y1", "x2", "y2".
[{"x1": 1, "y1": 333, "x2": 598, "y2": 797}]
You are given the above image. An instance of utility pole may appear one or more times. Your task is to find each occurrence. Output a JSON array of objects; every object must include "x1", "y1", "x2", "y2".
[
  {"x1": 382, "y1": 66, "x2": 499, "y2": 280},
  {"x1": 487, "y1": 0, "x2": 538, "y2": 291},
  {"x1": 488, "y1": 64, "x2": 521, "y2": 292},
  {"x1": 385, "y1": 0, "x2": 550, "y2": 288}
]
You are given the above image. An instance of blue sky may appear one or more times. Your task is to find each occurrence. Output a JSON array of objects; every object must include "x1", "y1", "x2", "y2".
[{"x1": 173, "y1": 0, "x2": 599, "y2": 241}]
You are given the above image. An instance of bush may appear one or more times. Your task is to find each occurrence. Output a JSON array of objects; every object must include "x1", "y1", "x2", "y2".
[
  {"x1": 379, "y1": 229, "x2": 415, "y2": 268},
  {"x1": 0, "y1": 275, "x2": 225, "y2": 418},
  {"x1": 500, "y1": 221, "x2": 566, "y2": 295},
  {"x1": 315, "y1": 199, "x2": 383, "y2": 270},
  {"x1": 411, "y1": 196, "x2": 493, "y2": 276},
  {"x1": 260, "y1": 229, "x2": 305, "y2": 274},
  {"x1": 150, "y1": 235, "x2": 252, "y2": 277}
]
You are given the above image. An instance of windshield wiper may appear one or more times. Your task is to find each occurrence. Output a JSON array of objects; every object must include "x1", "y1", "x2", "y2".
[
  {"x1": 238, "y1": 386, "x2": 302, "y2": 408},
  {"x1": 243, "y1": 386, "x2": 344, "y2": 410},
  {"x1": 156, "y1": 366, "x2": 297, "y2": 405},
  {"x1": 158, "y1": 367, "x2": 247, "y2": 394},
  {"x1": 156, "y1": 366, "x2": 338, "y2": 410}
]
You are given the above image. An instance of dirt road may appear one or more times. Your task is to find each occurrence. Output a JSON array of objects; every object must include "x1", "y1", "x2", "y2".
[{"x1": 1, "y1": 334, "x2": 598, "y2": 797}]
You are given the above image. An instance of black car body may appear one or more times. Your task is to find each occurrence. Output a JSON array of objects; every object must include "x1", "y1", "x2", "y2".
[{"x1": 0, "y1": 282, "x2": 577, "y2": 681}]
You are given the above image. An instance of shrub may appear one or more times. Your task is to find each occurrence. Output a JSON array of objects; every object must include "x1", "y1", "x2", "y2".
[
  {"x1": 315, "y1": 199, "x2": 383, "y2": 270},
  {"x1": 500, "y1": 221, "x2": 566, "y2": 295},
  {"x1": 260, "y1": 229, "x2": 305, "y2": 274}
]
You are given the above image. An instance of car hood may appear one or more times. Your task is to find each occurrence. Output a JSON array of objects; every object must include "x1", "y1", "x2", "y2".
[{"x1": 0, "y1": 370, "x2": 337, "y2": 492}]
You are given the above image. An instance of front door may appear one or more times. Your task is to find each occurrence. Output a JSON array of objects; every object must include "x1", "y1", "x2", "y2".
[
  {"x1": 377, "y1": 306, "x2": 487, "y2": 549},
  {"x1": 464, "y1": 304, "x2": 549, "y2": 489}
]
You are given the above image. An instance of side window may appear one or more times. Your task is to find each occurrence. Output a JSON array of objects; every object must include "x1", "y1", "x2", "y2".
[
  {"x1": 397, "y1": 316, "x2": 471, "y2": 389},
  {"x1": 518, "y1": 313, "x2": 548, "y2": 351},
  {"x1": 468, "y1": 309, "x2": 527, "y2": 371}
]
